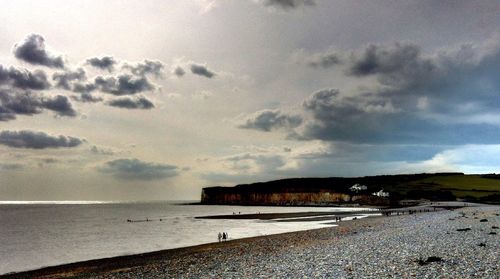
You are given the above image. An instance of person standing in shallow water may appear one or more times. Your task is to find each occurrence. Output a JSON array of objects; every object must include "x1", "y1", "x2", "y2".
[{"x1": 218, "y1": 232, "x2": 222, "y2": 242}]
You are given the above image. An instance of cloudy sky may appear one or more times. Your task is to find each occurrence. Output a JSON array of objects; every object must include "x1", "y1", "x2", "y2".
[{"x1": 1, "y1": 0, "x2": 500, "y2": 201}]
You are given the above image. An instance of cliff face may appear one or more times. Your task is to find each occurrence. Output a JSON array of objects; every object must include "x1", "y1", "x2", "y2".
[
  {"x1": 201, "y1": 173, "x2": 464, "y2": 206},
  {"x1": 201, "y1": 189, "x2": 388, "y2": 206}
]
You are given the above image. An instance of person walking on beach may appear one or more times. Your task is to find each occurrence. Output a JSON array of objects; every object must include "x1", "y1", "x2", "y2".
[
  {"x1": 222, "y1": 232, "x2": 227, "y2": 241},
  {"x1": 218, "y1": 232, "x2": 222, "y2": 242}
]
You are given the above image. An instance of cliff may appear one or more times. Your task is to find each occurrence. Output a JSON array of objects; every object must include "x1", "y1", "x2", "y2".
[
  {"x1": 202, "y1": 190, "x2": 355, "y2": 205},
  {"x1": 200, "y1": 173, "x2": 467, "y2": 206},
  {"x1": 198, "y1": 172, "x2": 500, "y2": 206}
]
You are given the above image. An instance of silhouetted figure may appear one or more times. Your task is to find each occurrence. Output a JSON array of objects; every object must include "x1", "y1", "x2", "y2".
[{"x1": 222, "y1": 232, "x2": 227, "y2": 241}]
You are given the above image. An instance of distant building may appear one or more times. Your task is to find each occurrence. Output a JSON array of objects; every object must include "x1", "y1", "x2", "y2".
[
  {"x1": 350, "y1": 184, "x2": 368, "y2": 192},
  {"x1": 372, "y1": 189, "x2": 390, "y2": 197}
]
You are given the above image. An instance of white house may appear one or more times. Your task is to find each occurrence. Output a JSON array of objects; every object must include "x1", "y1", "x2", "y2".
[
  {"x1": 350, "y1": 184, "x2": 368, "y2": 192},
  {"x1": 372, "y1": 189, "x2": 390, "y2": 197}
]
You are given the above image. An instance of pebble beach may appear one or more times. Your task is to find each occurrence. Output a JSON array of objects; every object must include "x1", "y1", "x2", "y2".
[{"x1": 5, "y1": 205, "x2": 499, "y2": 279}]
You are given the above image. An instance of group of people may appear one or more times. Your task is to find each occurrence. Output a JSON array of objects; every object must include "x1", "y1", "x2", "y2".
[{"x1": 218, "y1": 232, "x2": 229, "y2": 242}]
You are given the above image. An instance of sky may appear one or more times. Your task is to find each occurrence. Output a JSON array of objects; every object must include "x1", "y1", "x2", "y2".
[{"x1": 2, "y1": 0, "x2": 500, "y2": 201}]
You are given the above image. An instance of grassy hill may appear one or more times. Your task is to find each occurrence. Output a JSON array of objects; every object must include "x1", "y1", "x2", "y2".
[
  {"x1": 202, "y1": 173, "x2": 500, "y2": 205},
  {"x1": 390, "y1": 174, "x2": 500, "y2": 201}
]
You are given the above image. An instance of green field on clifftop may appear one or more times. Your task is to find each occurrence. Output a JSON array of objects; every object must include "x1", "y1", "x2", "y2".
[{"x1": 393, "y1": 174, "x2": 500, "y2": 199}]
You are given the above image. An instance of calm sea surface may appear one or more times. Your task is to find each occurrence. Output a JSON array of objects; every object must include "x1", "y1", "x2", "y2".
[{"x1": 0, "y1": 201, "x2": 371, "y2": 274}]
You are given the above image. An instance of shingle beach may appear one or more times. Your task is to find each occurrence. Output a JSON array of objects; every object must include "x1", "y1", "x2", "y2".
[{"x1": 6, "y1": 205, "x2": 499, "y2": 279}]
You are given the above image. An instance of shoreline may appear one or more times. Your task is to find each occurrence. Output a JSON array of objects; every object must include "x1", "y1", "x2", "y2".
[
  {"x1": 4, "y1": 203, "x2": 498, "y2": 278},
  {"x1": 2, "y1": 211, "x2": 385, "y2": 278}
]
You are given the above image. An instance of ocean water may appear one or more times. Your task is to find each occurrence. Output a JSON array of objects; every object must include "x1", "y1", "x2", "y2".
[{"x1": 0, "y1": 201, "x2": 371, "y2": 274}]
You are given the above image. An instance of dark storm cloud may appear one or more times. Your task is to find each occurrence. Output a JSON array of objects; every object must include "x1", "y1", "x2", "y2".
[
  {"x1": 190, "y1": 64, "x2": 215, "y2": 78},
  {"x1": 0, "y1": 130, "x2": 83, "y2": 149},
  {"x1": 342, "y1": 42, "x2": 488, "y2": 103},
  {"x1": 0, "y1": 65, "x2": 51, "y2": 90},
  {"x1": 99, "y1": 158, "x2": 179, "y2": 181},
  {"x1": 6, "y1": 69, "x2": 50, "y2": 90},
  {"x1": 301, "y1": 89, "x2": 413, "y2": 143},
  {"x1": 301, "y1": 89, "x2": 384, "y2": 142},
  {"x1": 107, "y1": 96, "x2": 154, "y2": 109},
  {"x1": 0, "y1": 90, "x2": 42, "y2": 117},
  {"x1": 173, "y1": 66, "x2": 185, "y2": 77},
  {"x1": 41, "y1": 95, "x2": 77, "y2": 116},
  {"x1": 310, "y1": 42, "x2": 469, "y2": 98},
  {"x1": 87, "y1": 56, "x2": 117, "y2": 72},
  {"x1": 263, "y1": 0, "x2": 315, "y2": 9},
  {"x1": 345, "y1": 43, "x2": 440, "y2": 92},
  {"x1": 245, "y1": 36, "x2": 500, "y2": 145},
  {"x1": 239, "y1": 109, "x2": 302, "y2": 132},
  {"x1": 13, "y1": 34, "x2": 64, "y2": 68},
  {"x1": 339, "y1": 39, "x2": 500, "y2": 114},
  {"x1": 124, "y1": 60, "x2": 164, "y2": 77},
  {"x1": 300, "y1": 85, "x2": 500, "y2": 145},
  {"x1": 52, "y1": 68, "x2": 86, "y2": 90},
  {"x1": 0, "y1": 90, "x2": 77, "y2": 120},
  {"x1": 94, "y1": 74, "x2": 154, "y2": 95}
]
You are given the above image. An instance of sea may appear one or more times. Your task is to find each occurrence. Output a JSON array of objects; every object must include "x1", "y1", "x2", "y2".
[{"x1": 0, "y1": 201, "x2": 373, "y2": 275}]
